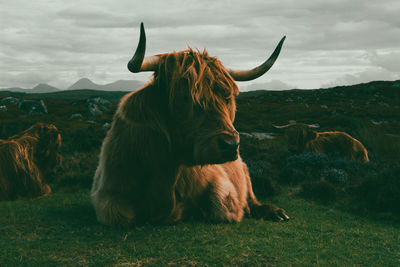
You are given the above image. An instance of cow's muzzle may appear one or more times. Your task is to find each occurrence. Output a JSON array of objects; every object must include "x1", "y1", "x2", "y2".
[
  {"x1": 218, "y1": 138, "x2": 239, "y2": 155},
  {"x1": 217, "y1": 133, "x2": 240, "y2": 162}
]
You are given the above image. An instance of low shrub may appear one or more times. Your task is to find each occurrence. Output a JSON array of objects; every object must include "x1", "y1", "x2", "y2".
[
  {"x1": 279, "y1": 153, "x2": 329, "y2": 185},
  {"x1": 52, "y1": 151, "x2": 99, "y2": 190},
  {"x1": 245, "y1": 159, "x2": 280, "y2": 197},
  {"x1": 355, "y1": 164, "x2": 400, "y2": 214},
  {"x1": 321, "y1": 168, "x2": 349, "y2": 185},
  {"x1": 300, "y1": 180, "x2": 337, "y2": 204},
  {"x1": 62, "y1": 126, "x2": 105, "y2": 153}
]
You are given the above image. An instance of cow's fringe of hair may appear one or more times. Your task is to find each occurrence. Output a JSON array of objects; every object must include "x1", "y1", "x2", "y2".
[
  {"x1": 0, "y1": 136, "x2": 45, "y2": 200},
  {"x1": 120, "y1": 48, "x2": 240, "y2": 150},
  {"x1": 158, "y1": 48, "x2": 239, "y2": 113},
  {"x1": 0, "y1": 123, "x2": 60, "y2": 201}
]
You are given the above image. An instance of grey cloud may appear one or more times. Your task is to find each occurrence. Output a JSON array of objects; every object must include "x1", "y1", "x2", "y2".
[
  {"x1": 0, "y1": 71, "x2": 59, "y2": 89},
  {"x1": 58, "y1": 7, "x2": 134, "y2": 28},
  {"x1": 242, "y1": 80, "x2": 294, "y2": 91},
  {"x1": 1, "y1": 0, "x2": 400, "y2": 90},
  {"x1": 367, "y1": 51, "x2": 400, "y2": 72},
  {"x1": 323, "y1": 68, "x2": 398, "y2": 87}
]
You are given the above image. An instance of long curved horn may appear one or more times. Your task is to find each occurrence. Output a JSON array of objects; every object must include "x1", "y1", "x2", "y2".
[
  {"x1": 227, "y1": 36, "x2": 286, "y2": 81},
  {"x1": 127, "y1": 22, "x2": 159, "y2": 73},
  {"x1": 307, "y1": 124, "x2": 320, "y2": 128},
  {"x1": 273, "y1": 123, "x2": 297, "y2": 129},
  {"x1": 273, "y1": 123, "x2": 320, "y2": 129}
]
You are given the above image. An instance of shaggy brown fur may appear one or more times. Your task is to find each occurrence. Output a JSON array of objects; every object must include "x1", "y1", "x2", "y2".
[
  {"x1": 91, "y1": 49, "x2": 289, "y2": 227},
  {"x1": 281, "y1": 123, "x2": 369, "y2": 162},
  {"x1": 0, "y1": 123, "x2": 62, "y2": 201}
]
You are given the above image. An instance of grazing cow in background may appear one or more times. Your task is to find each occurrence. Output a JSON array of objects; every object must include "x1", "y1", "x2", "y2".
[
  {"x1": 0, "y1": 123, "x2": 62, "y2": 201},
  {"x1": 91, "y1": 23, "x2": 289, "y2": 227},
  {"x1": 274, "y1": 123, "x2": 369, "y2": 162}
]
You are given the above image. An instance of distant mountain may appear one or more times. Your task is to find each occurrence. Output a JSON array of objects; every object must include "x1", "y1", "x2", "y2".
[
  {"x1": 104, "y1": 80, "x2": 143, "y2": 91},
  {"x1": 68, "y1": 78, "x2": 101, "y2": 90},
  {"x1": 0, "y1": 87, "x2": 28, "y2": 92},
  {"x1": 31, "y1": 83, "x2": 60, "y2": 93},
  {"x1": 68, "y1": 78, "x2": 143, "y2": 91},
  {"x1": 0, "y1": 84, "x2": 60, "y2": 93},
  {"x1": 1, "y1": 78, "x2": 143, "y2": 93}
]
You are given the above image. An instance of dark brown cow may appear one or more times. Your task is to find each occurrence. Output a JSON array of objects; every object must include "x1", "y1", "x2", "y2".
[
  {"x1": 0, "y1": 123, "x2": 62, "y2": 201},
  {"x1": 91, "y1": 23, "x2": 289, "y2": 227},
  {"x1": 274, "y1": 123, "x2": 369, "y2": 162}
]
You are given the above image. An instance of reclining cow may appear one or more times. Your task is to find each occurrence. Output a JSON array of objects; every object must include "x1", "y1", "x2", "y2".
[
  {"x1": 91, "y1": 23, "x2": 289, "y2": 227},
  {"x1": 0, "y1": 123, "x2": 62, "y2": 201},
  {"x1": 274, "y1": 123, "x2": 369, "y2": 162}
]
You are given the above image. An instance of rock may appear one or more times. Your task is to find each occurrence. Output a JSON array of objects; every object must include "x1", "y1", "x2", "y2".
[
  {"x1": 88, "y1": 103, "x2": 104, "y2": 116},
  {"x1": 1, "y1": 96, "x2": 19, "y2": 104},
  {"x1": 0, "y1": 105, "x2": 7, "y2": 112},
  {"x1": 87, "y1": 97, "x2": 111, "y2": 107},
  {"x1": 240, "y1": 133, "x2": 253, "y2": 138},
  {"x1": 378, "y1": 102, "x2": 389, "y2": 107},
  {"x1": 71, "y1": 113, "x2": 83, "y2": 120},
  {"x1": 102, "y1": 122, "x2": 111, "y2": 129},
  {"x1": 250, "y1": 132, "x2": 275, "y2": 140},
  {"x1": 18, "y1": 99, "x2": 48, "y2": 114},
  {"x1": 87, "y1": 97, "x2": 111, "y2": 116},
  {"x1": 240, "y1": 132, "x2": 275, "y2": 140},
  {"x1": 371, "y1": 119, "x2": 388, "y2": 125}
]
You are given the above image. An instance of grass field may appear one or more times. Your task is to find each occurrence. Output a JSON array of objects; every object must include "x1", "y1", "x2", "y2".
[
  {"x1": 1, "y1": 80, "x2": 400, "y2": 266},
  {"x1": 1, "y1": 187, "x2": 399, "y2": 266}
]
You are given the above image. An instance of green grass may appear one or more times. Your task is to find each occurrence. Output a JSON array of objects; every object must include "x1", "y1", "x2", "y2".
[
  {"x1": 1, "y1": 188, "x2": 399, "y2": 266},
  {"x1": 1, "y1": 81, "x2": 400, "y2": 266}
]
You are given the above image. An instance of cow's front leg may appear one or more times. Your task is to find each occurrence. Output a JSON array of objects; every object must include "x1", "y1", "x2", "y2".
[
  {"x1": 92, "y1": 192, "x2": 136, "y2": 228},
  {"x1": 205, "y1": 177, "x2": 244, "y2": 223},
  {"x1": 146, "y1": 176, "x2": 183, "y2": 224},
  {"x1": 250, "y1": 202, "x2": 290, "y2": 221}
]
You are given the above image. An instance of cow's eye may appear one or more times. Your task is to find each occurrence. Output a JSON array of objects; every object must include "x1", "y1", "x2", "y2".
[{"x1": 224, "y1": 96, "x2": 232, "y2": 104}]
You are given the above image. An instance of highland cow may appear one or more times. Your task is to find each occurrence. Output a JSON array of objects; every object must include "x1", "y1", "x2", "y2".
[
  {"x1": 274, "y1": 123, "x2": 369, "y2": 162},
  {"x1": 0, "y1": 123, "x2": 62, "y2": 201},
  {"x1": 91, "y1": 23, "x2": 289, "y2": 227}
]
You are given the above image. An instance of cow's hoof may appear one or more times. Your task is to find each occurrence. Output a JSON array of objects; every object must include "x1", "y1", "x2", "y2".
[
  {"x1": 274, "y1": 208, "x2": 290, "y2": 221},
  {"x1": 252, "y1": 203, "x2": 290, "y2": 222}
]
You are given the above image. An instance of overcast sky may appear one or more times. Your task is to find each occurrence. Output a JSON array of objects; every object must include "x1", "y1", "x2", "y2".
[{"x1": 1, "y1": 0, "x2": 400, "y2": 91}]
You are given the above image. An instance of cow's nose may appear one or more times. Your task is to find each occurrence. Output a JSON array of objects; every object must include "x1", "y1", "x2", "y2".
[{"x1": 218, "y1": 138, "x2": 240, "y2": 152}]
